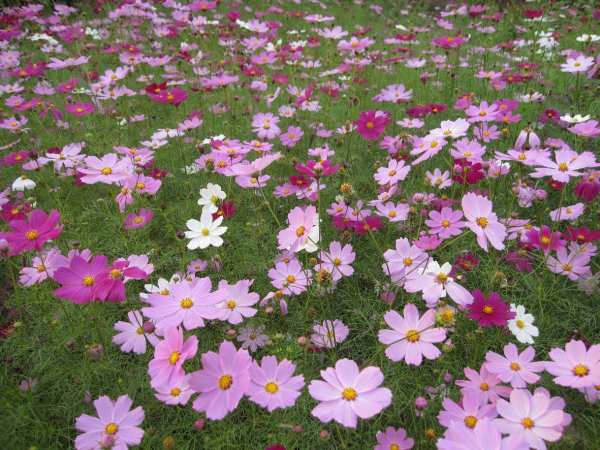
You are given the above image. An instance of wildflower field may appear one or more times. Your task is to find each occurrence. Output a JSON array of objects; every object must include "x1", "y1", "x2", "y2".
[{"x1": 2, "y1": 0, "x2": 600, "y2": 449}]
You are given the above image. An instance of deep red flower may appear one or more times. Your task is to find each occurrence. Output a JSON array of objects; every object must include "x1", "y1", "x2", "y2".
[
  {"x1": 468, "y1": 290, "x2": 514, "y2": 327},
  {"x1": 455, "y1": 253, "x2": 480, "y2": 272},
  {"x1": 214, "y1": 200, "x2": 236, "y2": 219},
  {"x1": 452, "y1": 159, "x2": 484, "y2": 185},
  {"x1": 564, "y1": 227, "x2": 600, "y2": 244},
  {"x1": 352, "y1": 216, "x2": 382, "y2": 235}
]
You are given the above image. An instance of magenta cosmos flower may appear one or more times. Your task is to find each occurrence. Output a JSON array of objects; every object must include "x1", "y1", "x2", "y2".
[
  {"x1": 484, "y1": 343, "x2": 545, "y2": 388},
  {"x1": 308, "y1": 358, "x2": 392, "y2": 428},
  {"x1": 75, "y1": 394, "x2": 144, "y2": 450},
  {"x1": 189, "y1": 340, "x2": 252, "y2": 420},
  {"x1": 461, "y1": 192, "x2": 506, "y2": 251},
  {"x1": 124, "y1": 208, "x2": 153, "y2": 230},
  {"x1": 355, "y1": 110, "x2": 390, "y2": 141},
  {"x1": 378, "y1": 303, "x2": 446, "y2": 366},
  {"x1": 545, "y1": 339, "x2": 600, "y2": 388},
  {"x1": 0, "y1": 209, "x2": 62, "y2": 255},
  {"x1": 148, "y1": 327, "x2": 198, "y2": 388},
  {"x1": 495, "y1": 388, "x2": 565, "y2": 450},
  {"x1": 53, "y1": 255, "x2": 109, "y2": 304},
  {"x1": 374, "y1": 426, "x2": 414, "y2": 450},
  {"x1": 66, "y1": 102, "x2": 95, "y2": 117},
  {"x1": 248, "y1": 355, "x2": 305, "y2": 412},
  {"x1": 468, "y1": 290, "x2": 515, "y2": 327},
  {"x1": 432, "y1": 35, "x2": 466, "y2": 49}
]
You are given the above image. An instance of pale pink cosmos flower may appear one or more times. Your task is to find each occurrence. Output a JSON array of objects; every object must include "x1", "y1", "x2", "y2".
[
  {"x1": 112, "y1": 310, "x2": 159, "y2": 354},
  {"x1": 382, "y1": 237, "x2": 428, "y2": 285},
  {"x1": 374, "y1": 201, "x2": 410, "y2": 222},
  {"x1": 319, "y1": 241, "x2": 355, "y2": 281},
  {"x1": 79, "y1": 153, "x2": 133, "y2": 185},
  {"x1": 495, "y1": 388, "x2": 565, "y2": 450},
  {"x1": 545, "y1": 339, "x2": 600, "y2": 388},
  {"x1": 425, "y1": 168, "x2": 452, "y2": 189},
  {"x1": 75, "y1": 395, "x2": 144, "y2": 450},
  {"x1": 19, "y1": 247, "x2": 66, "y2": 286},
  {"x1": 268, "y1": 258, "x2": 311, "y2": 296},
  {"x1": 426, "y1": 207, "x2": 466, "y2": 239},
  {"x1": 211, "y1": 279, "x2": 259, "y2": 324},
  {"x1": 466, "y1": 101, "x2": 499, "y2": 123},
  {"x1": 484, "y1": 343, "x2": 545, "y2": 388},
  {"x1": 189, "y1": 341, "x2": 252, "y2": 420},
  {"x1": 248, "y1": 356, "x2": 305, "y2": 412},
  {"x1": 148, "y1": 327, "x2": 198, "y2": 388},
  {"x1": 560, "y1": 55, "x2": 594, "y2": 73},
  {"x1": 549, "y1": 203, "x2": 585, "y2": 222},
  {"x1": 462, "y1": 192, "x2": 507, "y2": 252},
  {"x1": 437, "y1": 419, "x2": 528, "y2": 450},
  {"x1": 438, "y1": 390, "x2": 498, "y2": 429},
  {"x1": 142, "y1": 278, "x2": 222, "y2": 332},
  {"x1": 153, "y1": 373, "x2": 194, "y2": 406},
  {"x1": 378, "y1": 303, "x2": 446, "y2": 366},
  {"x1": 308, "y1": 358, "x2": 392, "y2": 428},
  {"x1": 251, "y1": 112, "x2": 281, "y2": 140},
  {"x1": 373, "y1": 159, "x2": 411, "y2": 186},
  {"x1": 277, "y1": 205, "x2": 317, "y2": 252},
  {"x1": 374, "y1": 426, "x2": 414, "y2": 450},
  {"x1": 530, "y1": 149, "x2": 599, "y2": 183},
  {"x1": 410, "y1": 135, "x2": 447, "y2": 165},
  {"x1": 546, "y1": 246, "x2": 592, "y2": 281},
  {"x1": 404, "y1": 260, "x2": 473, "y2": 307},
  {"x1": 311, "y1": 319, "x2": 349, "y2": 349},
  {"x1": 456, "y1": 366, "x2": 512, "y2": 404}
]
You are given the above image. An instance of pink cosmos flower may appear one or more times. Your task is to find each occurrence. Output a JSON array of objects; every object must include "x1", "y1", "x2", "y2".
[
  {"x1": 318, "y1": 241, "x2": 355, "y2": 281},
  {"x1": 426, "y1": 207, "x2": 465, "y2": 239},
  {"x1": 525, "y1": 225, "x2": 564, "y2": 253},
  {"x1": 189, "y1": 340, "x2": 252, "y2": 420},
  {"x1": 311, "y1": 319, "x2": 349, "y2": 349},
  {"x1": 94, "y1": 260, "x2": 147, "y2": 303},
  {"x1": 432, "y1": 35, "x2": 466, "y2": 49},
  {"x1": 308, "y1": 358, "x2": 392, "y2": 428},
  {"x1": 53, "y1": 255, "x2": 109, "y2": 304},
  {"x1": 79, "y1": 154, "x2": 133, "y2": 185},
  {"x1": 113, "y1": 310, "x2": 159, "y2": 355},
  {"x1": 124, "y1": 209, "x2": 153, "y2": 230},
  {"x1": 382, "y1": 238, "x2": 428, "y2": 285},
  {"x1": 549, "y1": 203, "x2": 585, "y2": 222},
  {"x1": 248, "y1": 356, "x2": 305, "y2": 412},
  {"x1": 560, "y1": 55, "x2": 594, "y2": 73},
  {"x1": 19, "y1": 247, "x2": 66, "y2": 286},
  {"x1": 75, "y1": 395, "x2": 144, "y2": 450},
  {"x1": 355, "y1": 110, "x2": 390, "y2": 141},
  {"x1": 378, "y1": 303, "x2": 447, "y2": 365},
  {"x1": 211, "y1": 279, "x2": 259, "y2": 324},
  {"x1": 404, "y1": 260, "x2": 473, "y2": 307},
  {"x1": 279, "y1": 126, "x2": 304, "y2": 148},
  {"x1": 142, "y1": 277, "x2": 222, "y2": 332},
  {"x1": 374, "y1": 427, "x2": 414, "y2": 450},
  {"x1": 438, "y1": 390, "x2": 498, "y2": 429},
  {"x1": 277, "y1": 205, "x2": 317, "y2": 251},
  {"x1": 153, "y1": 373, "x2": 193, "y2": 406},
  {"x1": 148, "y1": 87, "x2": 188, "y2": 106},
  {"x1": 0, "y1": 209, "x2": 62, "y2": 255},
  {"x1": 495, "y1": 388, "x2": 565, "y2": 449},
  {"x1": 546, "y1": 245, "x2": 592, "y2": 281},
  {"x1": 374, "y1": 159, "x2": 411, "y2": 186},
  {"x1": 545, "y1": 339, "x2": 600, "y2": 388},
  {"x1": 374, "y1": 201, "x2": 410, "y2": 222},
  {"x1": 461, "y1": 192, "x2": 506, "y2": 251},
  {"x1": 484, "y1": 344, "x2": 545, "y2": 388},
  {"x1": 468, "y1": 290, "x2": 515, "y2": 327},
  {"x1": 268, "y1": 258, "x2": 311, "y2": 296},
  {"x1": 569, "y1": 120, "x2": 600, "y2": 138},
  {"x1": 456, "y1": 366, "x2": 511, "y2": 404},
  {"x1": 530, "y1": 149, "x2": 599, "y2": 183},
  {"x1": 438, "y1": 419, "x2": 527, "y2": 450},
  {"x1": 466, "y1": 101, "x2": 498, "y2": 123},
  {"x1": 252, "y1": 112, "x2": 281, "y2": 140},
  {"x1": 66, "y1": 102, "x2": 95, "y2": 117},
  {"x1": 148, "y1": 327, "x2": 198, "y2": 388}
]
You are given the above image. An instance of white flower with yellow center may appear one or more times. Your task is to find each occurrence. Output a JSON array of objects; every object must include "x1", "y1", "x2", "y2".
[
  {"x1": 508, "y1": 304, "x2": 539, "y2": 344},
  {"x1": 185, "y1": 209, "x2": 227, "y2": 250},
  {"x1": 197, "y1": 183, "x2": 226, "y2": 214}
]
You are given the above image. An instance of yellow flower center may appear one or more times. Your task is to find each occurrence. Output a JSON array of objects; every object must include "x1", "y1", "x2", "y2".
[
  {"x1": 133, "y1": 216, "x2": 144, "y2": 224},
  {"x1": 480, "y1": 382, "x2": 489, "y2": 391},
  {"x1": 226, "y1": 299, "x2": 237, "y2": 310},
  {"x1": 168, "y1": 351, "x2": 180, "y2": 365},
  {"x1": 218, "y1": 374, "x2": 233, "y2": 390},
  {"x1": 180, "y1": 297, "x2": 194, "y2": 309},
  {"x1": 36, "y1": 264, "x2": 46, "y2": 273},
  {"x1": 365, "y1": 121, "x2": 374, "y2": 129},
  {"x1": 558, "y1": 162, "x2": 568, "y2": 172},
  {"x1": 286, "y1": 275, "x2": 296, "y2": 284},
  {"x1": 160, "y1": 288, "x2": 170, "y2": 296},
  {"x1": 441, "y1": 220, "x2": 450, "y2": 228},
  {"x1": 437, "y1": 273, "x2": 448, "y2": 283},
  {"x1": 464, "y1": 415, "x2": 478, "y2": 428},
  {"x1": 406, "y1": 329, "x2": 420, "y2": 343},
  {"x1": 265, "y1": 382, "x2": 279, "y2": 394},
  {"x1": 562, "y1": 263, "x2": 573, "y2": 272},
  {"x1": 390, "y1": 445, "x2": 400, "y2": 450},
  {"x1": 201, "y1": 228, "x2": 210, "y2": 236},
  {"x1": 403, "y1": 257, "x2": 413, "y2": 266},
  {"x1": 136, "y1": 327, "x2": 144, "y2": 335},
  {"x1": 296, "y1": 226, "x2": 306, "y2": 237},
  {"x1": 521, "y1": 417, "x2": 535, "y2": 429},
  {"x1": 25, "y1": 230, "x2": 39, "y2": 240},
  {"x1": 573, "y1": 364, "x2": 590, "y2": 377},
  {"x1": 105, "y1": 423, "x2": 118, "y2": 435},
  {"x1": 476, "y1": 217, "x2": 488, "y2": 228},
  {"x1": 388, "y1": 169, "x2": 397, "y2": 177},
  {"x1": 75, "y1": 107, "x2": 84, "y2": 113},
  {"x1": 516, "y1": 319, "x2": 526, "y2": 329},
  {"x1": 388, "y1": 210, "x2": 397, "y2": 218},
  {"x1": 170, "y1": 387, "x2": 181, "y2": 397},
  {"x1": 482, "y1": 305, "x2": 494, "y2": 314},
  {"x1": 510, "y1": 362, "x2": 521, "y2": 371},
  {"x1": 82, "y1": 275, "x2": 95, "y2": 286},
  {"x1": 136, "y1": 182, "x2": 145, "y2": 190},
  {"x1": 101, "y1": 167, "x2": 112, "y2": 175},
  {"x1": 342, "y1": 387, "x2": 357, "y2": 401}
]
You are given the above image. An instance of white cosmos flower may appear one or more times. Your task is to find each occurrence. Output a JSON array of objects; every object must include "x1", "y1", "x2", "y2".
[
  {"x1": 185, "y1": 209, "x2": 227, "y2": 250},
  {"x1": 508, "y1": 304, "x2": 539, "y2": 344},
  {"x1": 197, "y1": 183, "x2": 226, "y2": 214},
  {"x1": 559, "y1": 114, "x2": 591, "y2": 124},
  {"x1": 12, "y1": 175, "x2": 36, "y2": 191}
]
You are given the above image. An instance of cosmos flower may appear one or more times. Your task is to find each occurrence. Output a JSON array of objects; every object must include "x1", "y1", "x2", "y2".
[
  {"x1": 467, "y1": 290, "x2": 515, "y2": 327},
  {"x1": 185, "y1": 208, "x2": 228, "y2": 250},
  {"x1": 248, "y1": 356, "x2": 305, "y2": 412},
  {"x1": 0, "y1": 208, "x2": 62, "y2": 255}
]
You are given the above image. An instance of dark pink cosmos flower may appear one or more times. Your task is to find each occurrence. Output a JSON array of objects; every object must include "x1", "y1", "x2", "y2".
[
  {"x1": 452, "y1": 159, "x2": 485, "y2": 185},
  {"x1": 504, "y1": 250, "x2": 533, "y2": 273},
  {"x1": 355, "y1": 110, "x2": 390, "y2": 141},
  {"x1": 526, "y1": 226, "x2": 564, "y2": 254},
  {"x1": 95, "y1": 260, "x2": 148, "y2": 302},
  {"x1": 53, "y1": 255, "x2": 109, "y2": 304},
  {"x1": 1, "y1": 202, "x2": 31, "y2": 223},
  {"x1": 0, "y1": 209, "x2": 62, "y2": 256},
  {"x1": 65, "y1": 102, "x2": 95, "y2": 117},
  {"x1": 352, "y1": 216, "x2": 382, "y2": 235},
  {"x1": 2, "y1": 151, "x2": 29, "y2": 166},
  {"x1": 432, "y1": 35, "x2": 466, "y2": 49},
  {"x1": 124, "y1": 209, "x2": 154, "y2": 230},
  {"x1": 148, "y1": 87, "x2": 188, "y2": 106},
  {"x1": 574, "y1": 177, "x2": 600, "y2": 202},
  {"x1": 295, "y1": 160, "x2": 339, "y2": 178},
  {"x1": 564, "y1": 226, "x2": 600, "y2": 244},
  {"x1": 468, "y1": 290, "x2": 515, "y2": 327}
]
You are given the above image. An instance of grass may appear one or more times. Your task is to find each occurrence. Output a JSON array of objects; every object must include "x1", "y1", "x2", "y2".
[{"x1": 1, "y1": 0, "x2": 600, "y2": 448}]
